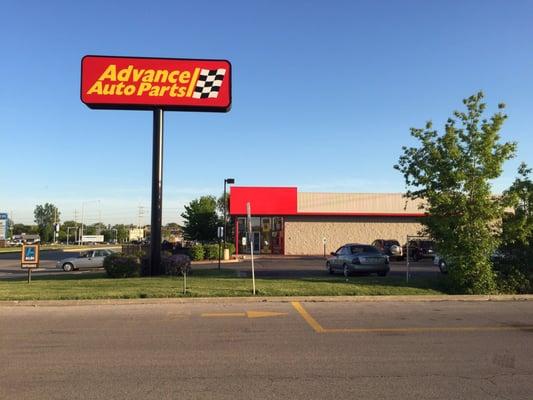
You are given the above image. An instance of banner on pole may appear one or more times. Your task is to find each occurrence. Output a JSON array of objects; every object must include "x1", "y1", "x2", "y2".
[{"x1": 81, "y1": 55, "x2": 231, "y2": 112}]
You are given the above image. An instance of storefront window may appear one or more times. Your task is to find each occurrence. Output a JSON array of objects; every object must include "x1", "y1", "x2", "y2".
[{"x1": 237, "y1": 216, "x2": 284, "y2": 254}]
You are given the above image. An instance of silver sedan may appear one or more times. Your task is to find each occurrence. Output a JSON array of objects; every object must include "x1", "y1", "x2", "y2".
[{"x1": 56, "y1": 249, "x2": 114, "y2": 272}]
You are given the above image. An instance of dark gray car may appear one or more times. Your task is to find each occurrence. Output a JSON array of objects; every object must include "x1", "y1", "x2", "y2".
[
  {"x1": 326, "y1": 243, "x2": 390, "y2": 277},
  {"x1": 56, "y1": 249, "x2": 114, "y2": 272}
]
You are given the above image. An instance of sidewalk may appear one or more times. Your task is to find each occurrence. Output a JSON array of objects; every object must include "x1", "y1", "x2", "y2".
[{"x1": 1, "y1": 294, "x2": 532, "y2": 307}]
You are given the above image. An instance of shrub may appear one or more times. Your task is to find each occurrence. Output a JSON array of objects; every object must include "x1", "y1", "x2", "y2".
[
  {"x1": 104, "y1": 253, "x2": 141, "y2": 278},
  {"x1": 162, "y1": 254, "x2": 192, "y2": 276},
  {"x1": 189, "y1": 244, "x2": 205, "y2": 261},
  {"x1": 203, "y1": 243, "x2": 220, "y2": 260}
]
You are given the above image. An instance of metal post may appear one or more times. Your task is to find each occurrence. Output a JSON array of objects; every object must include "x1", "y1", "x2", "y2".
[
  {"x1": 223, "y1": 180, "x2": 227, "y2": 247},
  {"x1": 218, "y1": 237, "x2": 221, "y2": 270},
  {"x1": 406, "y1": 236, "x2": 410, "y2": 283},
  {"x1": 28, "y1": 269, "x2": 31, "y2": 284},
  {"x1": 150, "y1": 109, "x2": 164, "y2": 276}
]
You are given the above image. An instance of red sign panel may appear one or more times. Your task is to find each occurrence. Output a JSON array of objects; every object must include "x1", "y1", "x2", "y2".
[
  {"x1": 81, "y1": 55, "x2": 231, "y2": 112},
  {"x1": 229, "y1": 187, "x2": 298, "y2": 216}
]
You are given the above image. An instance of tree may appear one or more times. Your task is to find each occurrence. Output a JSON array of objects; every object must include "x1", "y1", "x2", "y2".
[
  {"x1": 395, "y1": 92, "x2": 516, "y2": 294},
  {"x1": 498, "y1": 163, "x2": 533, "y2": 292},
  {"x1": 217, "y1": 193, "x2": 235, "y2": 244},
  {"x1": 34, "y1": 203, "x2": 60, "y2": 243},
  {"x1": 58, "y1": 220, "x2": 78, "y2": 243},
  {"x1": 181, "y1": 196, "x2": 220, "y2": 242}
]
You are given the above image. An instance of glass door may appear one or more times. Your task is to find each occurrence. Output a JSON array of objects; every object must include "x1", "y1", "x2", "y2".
[{"x1": 253, "y1": 231, "x2": 260, "y2": 253}]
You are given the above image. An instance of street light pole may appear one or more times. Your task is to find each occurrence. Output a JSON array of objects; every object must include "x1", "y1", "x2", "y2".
[{"x1": 223, "y1": 178, "x2": 235, "y2": 251}]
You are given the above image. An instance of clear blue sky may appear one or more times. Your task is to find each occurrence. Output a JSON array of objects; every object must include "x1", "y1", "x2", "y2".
[{"x1": 1, "y1": 0, "x2": 532, "y2": 225}]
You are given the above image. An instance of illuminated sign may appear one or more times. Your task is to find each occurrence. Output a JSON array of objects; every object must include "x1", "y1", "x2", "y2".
[{"x1": 81, "y1": 55, "x2": 231, "y2": 112}]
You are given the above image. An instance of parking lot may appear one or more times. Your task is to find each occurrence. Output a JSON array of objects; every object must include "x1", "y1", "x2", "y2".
[{"x1": 0, "y1": 249, "x2": 439, "y2": 280}]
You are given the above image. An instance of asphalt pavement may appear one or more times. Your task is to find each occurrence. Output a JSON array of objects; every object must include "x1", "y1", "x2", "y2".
[
  {"x1": 0, "y1": 251, "x2": 439, "y2": 280},
  {"x1": 1, "y1": 299, "x2": 532, "y2": 399}
]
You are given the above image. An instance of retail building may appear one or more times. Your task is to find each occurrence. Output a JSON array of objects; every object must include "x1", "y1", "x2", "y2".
[{"x1": 229, "y1": 186, "x2": 425, "y2": 256}]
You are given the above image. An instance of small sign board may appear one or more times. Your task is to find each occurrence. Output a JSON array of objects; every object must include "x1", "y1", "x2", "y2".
[
  {"x1": 21, "y1": 244, "x2": 40, "y2": 269},
  {"x1": 217, "y1": 226, "x2": 224, "y2": 239},
  {"x1": 0, "y1": 213, "x2": 7, "y2": 241}
]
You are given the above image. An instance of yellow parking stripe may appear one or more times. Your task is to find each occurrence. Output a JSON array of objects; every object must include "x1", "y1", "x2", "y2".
[
  {"x1": 291, "y1": 301, "x2": 533, "y2": 334},
  {"x1": 201, "y1": 312, "x2": 246, "y2": 318},
  {"x1": 291, "y1": 301, "x2": 325, "y2": 333}
]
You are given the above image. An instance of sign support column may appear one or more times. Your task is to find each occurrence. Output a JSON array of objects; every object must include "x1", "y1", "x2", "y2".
[{"x1": 150, "y1": 108, "x2": 164, "y2": 276}]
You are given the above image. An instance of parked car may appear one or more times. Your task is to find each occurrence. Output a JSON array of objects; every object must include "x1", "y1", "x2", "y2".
[
  {"x1": 403, "y1": 240, "x2": 435, "y2": 261},
  {"x1": 433, "y1": 254, "x2": 448, "y2": 273},
  {"x1": 435, "y1": 250, "x2": 510, "y2": 274},
  {"x1": 371, "y1": 239, "x2": 402, "y2": 260},
  {"x1": 56, "y1": 249, "x2": 114, "y2": 272},
  {"x1": 326, "y1": 243, "x2": 390, "y2": 277}
]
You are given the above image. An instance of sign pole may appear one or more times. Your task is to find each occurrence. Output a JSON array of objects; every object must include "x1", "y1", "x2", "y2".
[
  {"x1": 150, "y1": 108, "x2": 164, "y2": 276},
  {"x1": 247, "y1": 202, "x2": 256, "y2": 295},
  {"x1": 28, "y1": 268, "x2": 31, "y2": 284}
]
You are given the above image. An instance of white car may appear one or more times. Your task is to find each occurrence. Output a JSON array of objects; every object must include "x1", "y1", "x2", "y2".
[{"x1": 56, "y1": 249, "x2": 114, "y2": 272}]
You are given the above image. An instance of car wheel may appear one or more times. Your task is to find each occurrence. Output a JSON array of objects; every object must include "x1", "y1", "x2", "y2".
[
  {"x1": 62, "y1": 263, "x2": 74, "y2": 272},
  {"x1": 326, "y1": 262, "x2": 334, "y2": 275},
  {"x1": 377, "y1": 271, "x2": 388, "y2": 277},
  {"x1": 439, "y1": 260, "x2": 448, "y2": 274},
  {"x1": 343, "y1": 264, "x2": 350, "y2": 278}
]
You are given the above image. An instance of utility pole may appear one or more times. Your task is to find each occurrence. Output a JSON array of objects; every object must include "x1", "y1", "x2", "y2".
[
  {"x1": 138, "y1": 206, "x2": 145, "y2": 229},
  {"x1": 53, "y1": 207, "x2": 58, "y2": 244},
  {"x1": 73, "y1": 209, "x2": 79, "y2": 244}
]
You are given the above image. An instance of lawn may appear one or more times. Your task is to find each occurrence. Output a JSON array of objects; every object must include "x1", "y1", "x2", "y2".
[{"x1": 0, "y1": 269, "x2": 450, "y2": 301}]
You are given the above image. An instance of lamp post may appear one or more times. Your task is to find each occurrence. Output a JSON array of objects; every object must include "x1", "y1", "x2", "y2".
[{"x1": 223, "y1": 178, "x2": 235, "y2": 250}]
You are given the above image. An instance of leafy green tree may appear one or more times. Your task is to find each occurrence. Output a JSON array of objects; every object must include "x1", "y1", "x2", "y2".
[
  {"x1": 34, "y1": 203, "x2": 60, "y2": 243},
  {"x1": 181, "y1": 196, "x2": 220, "y2": 242},
  {"x1": 395, "y1": 92, "x2": 516, "y2": 294},
  {"x1": 162, "y1": 222, "x2": 182, "y2": 241},
  {"x1": 58, "y1": 220, "x2": 78, "y2": 243},
  {"x1": 498, "y1": 163, "x2": 533, "y2": 292},
  {"x1": 12, "y1": 224, "x2": 39, "y2": 235},
  {"x1": 217, "y1": 193, "x2": 235, "y2": 245},
  {"x1": 111, "y1": 224, "x2": 129, "y2": 243}
]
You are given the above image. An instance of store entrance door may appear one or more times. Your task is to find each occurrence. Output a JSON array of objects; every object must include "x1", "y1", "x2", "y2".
[{"x1": 253, "y1": 232, "x2": 261, "y2": 253}]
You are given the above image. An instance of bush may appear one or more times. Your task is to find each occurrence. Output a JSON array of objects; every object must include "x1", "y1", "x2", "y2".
[
  {"x1": 203, "y1": 243, "x2": 220, "y2": 260},
  {"x1": 104, "y1": 253, "x2": 141, "y2": 278},
  {"x1": 189, "y1": 244, "x2": 205, "y2": 261},
  {"x1": 162, "y1": 254, "x2": 192, "y2": 276}
]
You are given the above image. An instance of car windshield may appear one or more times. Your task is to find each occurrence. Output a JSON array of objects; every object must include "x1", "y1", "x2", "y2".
[
  {"x1": 350, "y1": 246, "x2": 379, "y2": 254},
  {"x1": 384, "y1": 240, "x2": 399, "y2": 246}
]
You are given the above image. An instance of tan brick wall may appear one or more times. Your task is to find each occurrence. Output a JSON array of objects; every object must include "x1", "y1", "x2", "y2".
[
  {"x1": 284, "y1": 216, "x2": 424, "y2": 255},
  {"x1": 297, "y1": 192, "x2": 425, "y2": 214}
]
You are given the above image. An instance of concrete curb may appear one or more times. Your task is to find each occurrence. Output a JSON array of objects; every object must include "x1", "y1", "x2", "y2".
[{"x1": 1, "y1": 294, "x2": 531, "y2": 307}]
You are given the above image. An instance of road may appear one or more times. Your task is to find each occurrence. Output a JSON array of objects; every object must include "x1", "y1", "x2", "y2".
[
  {"x1": 0, "y1": 250, "x2": 440, "y2": 279},
  {"x1": 1, "y1": 300, "x2": 532, "y2": 399}
]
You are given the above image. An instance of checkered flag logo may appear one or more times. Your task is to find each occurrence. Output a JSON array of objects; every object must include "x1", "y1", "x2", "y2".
[{"x1": 192, "y1": 68, "x2": 226, "y2": 99}]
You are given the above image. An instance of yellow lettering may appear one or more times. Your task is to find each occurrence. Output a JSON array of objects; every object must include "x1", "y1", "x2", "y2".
[
  {"x1": 168, "y1": 70, "x2": 180, "y2": 84},
  {"x1": 97, "y1": 65, "x2": 117, "y2": 81},
  {"x1": 179, "y1": 70, "x2": 191, "y2": 84},
  {"x1": 132, "y1": 69, "x2": 145, "y2": 82},
  {"x1": 87, "y1": 81, "x2": 103, "y2": 95},
  {"x1": 137, "y1": 82, "x2": 152, "y2": 95},
  {"x1": 124, "y1": 84, "x2": 136, "y2": 95},
  {"x1": 149, "y1": 86, "x2": 160, "y2": 96},
  {"x1": 154, "y1": 70, "x2": 169, "y2": 83},
  {"x1": 159, "y1": 86, "x2": 170, "y2": 96},
  {"x1": 117, "y1": 65, "x2": 133, "y2": 82},
  {"x1": 142, "y1": 70, "x2": 155, "y2": 82}
]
